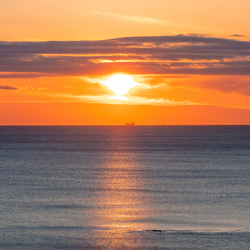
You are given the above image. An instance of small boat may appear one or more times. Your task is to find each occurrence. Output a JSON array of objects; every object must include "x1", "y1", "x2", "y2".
[{"x1": 124, "y1": 122, "x2": 135, "y2": 126}]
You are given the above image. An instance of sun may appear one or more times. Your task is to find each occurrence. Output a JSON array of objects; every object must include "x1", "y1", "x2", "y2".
[{"x1": 101, "y1": 74, "x2": 140, "y2": 99}]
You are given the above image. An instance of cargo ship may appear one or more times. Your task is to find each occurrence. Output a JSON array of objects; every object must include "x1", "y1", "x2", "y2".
[{"x1": 124, "y1": 122, "x2": 135, "y2": 126}]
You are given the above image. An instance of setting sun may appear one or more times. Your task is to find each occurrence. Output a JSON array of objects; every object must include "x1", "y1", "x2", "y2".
[{"x1": 101, "y1": 75, "x2": 141, "y2": 99}]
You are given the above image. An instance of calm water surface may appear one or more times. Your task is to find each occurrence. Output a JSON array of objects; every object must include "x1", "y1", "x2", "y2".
[{"x1": 0, "y1": 126, "x2": 249, "y2": 249}]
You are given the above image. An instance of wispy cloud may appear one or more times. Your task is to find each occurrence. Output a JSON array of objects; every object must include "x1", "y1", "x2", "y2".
[
  {"x1": 74, "y1": 94, "x2": 195, "y2": 106},
  {"x1": 89, "y1": 10, "x2": 166, "y2": 24}
]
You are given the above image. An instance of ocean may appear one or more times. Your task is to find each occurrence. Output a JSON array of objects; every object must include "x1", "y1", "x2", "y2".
[{"x1": 0, "y1": 125, "x2": 249, "y2": 249}]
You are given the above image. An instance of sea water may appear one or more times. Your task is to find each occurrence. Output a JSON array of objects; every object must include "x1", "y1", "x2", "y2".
[{"x1": 0, "y1": 125, "x2": 249, "y2": 249}]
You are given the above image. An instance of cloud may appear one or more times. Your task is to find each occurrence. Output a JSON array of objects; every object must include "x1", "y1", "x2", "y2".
[
  {"x1": 89, "y1": 10, "x2": 166, "y2": 24},
  {"x1": 76, "y1": 94, "x2": 194, "y2": 106},
  {"x1": 231, "y1": 34, "x2": 244, "y2": 37},
  {"x1": 0, "y1": 85, "x2": 19, "y2": 90},
  {"x1": 0, "y1": 35, "x2": 250, "y2": 79}
]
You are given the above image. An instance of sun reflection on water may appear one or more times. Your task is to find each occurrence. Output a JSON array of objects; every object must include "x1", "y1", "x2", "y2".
[{"x1": 91, "y1": 154, "x2": 149, "y2": 232}]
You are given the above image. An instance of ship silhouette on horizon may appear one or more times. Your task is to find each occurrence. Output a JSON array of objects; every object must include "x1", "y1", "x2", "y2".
[{"x1": 124, "y1": 122, "x2": 135, "y2": 126}]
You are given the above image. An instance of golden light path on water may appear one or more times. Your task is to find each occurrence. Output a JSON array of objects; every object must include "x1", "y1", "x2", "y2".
[{"x1": 93, "y1": 153, "x2": 149, "y2": 231}]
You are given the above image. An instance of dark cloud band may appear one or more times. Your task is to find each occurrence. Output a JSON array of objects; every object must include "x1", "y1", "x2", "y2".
[{"x1": 0, "y1": 35, "x2": 250, "y2": 77}]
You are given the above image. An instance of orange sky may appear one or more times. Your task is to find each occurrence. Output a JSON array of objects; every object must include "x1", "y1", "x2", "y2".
[{"x1": 1, "y1": 0, "x2": 250, "y2": 125}]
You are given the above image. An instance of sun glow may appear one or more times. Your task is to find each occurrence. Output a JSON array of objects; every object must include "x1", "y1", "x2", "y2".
[{"x1": 101, "y1": 74, "x2": 140, "y2": 100}]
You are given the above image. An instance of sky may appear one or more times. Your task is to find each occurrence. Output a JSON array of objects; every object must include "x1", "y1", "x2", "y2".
[{"x1": 1, "y1": 0, "x2": 250, "y2": 125}]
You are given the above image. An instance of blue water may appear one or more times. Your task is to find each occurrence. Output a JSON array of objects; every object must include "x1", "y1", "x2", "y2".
[{"x1": 0, "y1": 126, "x2": 249, "y2": 249}]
